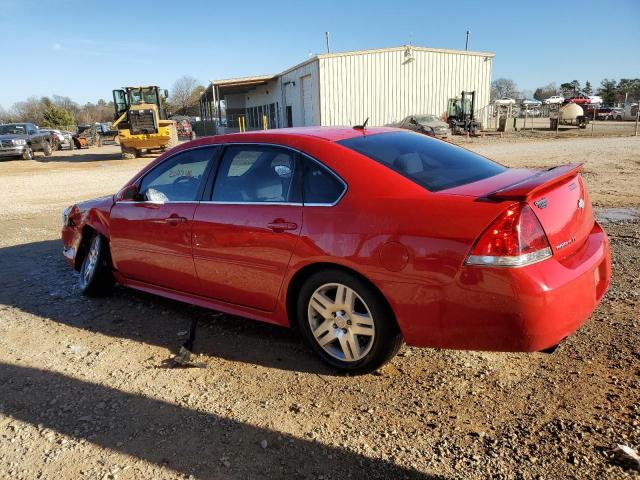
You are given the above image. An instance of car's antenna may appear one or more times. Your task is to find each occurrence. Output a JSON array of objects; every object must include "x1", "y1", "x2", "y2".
[{"x1": 353, "y1": 117, "x2": 369, "y2": 130}]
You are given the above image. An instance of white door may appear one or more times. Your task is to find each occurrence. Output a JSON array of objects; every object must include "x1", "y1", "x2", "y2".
[{"x1": 301, "y1": 75, "x2": 313, "y2": 126}]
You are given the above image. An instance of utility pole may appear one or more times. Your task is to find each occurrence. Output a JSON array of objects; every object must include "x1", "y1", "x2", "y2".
[
  {"x1": 325, "y1": 32, "x2": 330, "y2": 54},
  {"x1": 465, "y1": 30, "x2": 470, "y2": 50}
]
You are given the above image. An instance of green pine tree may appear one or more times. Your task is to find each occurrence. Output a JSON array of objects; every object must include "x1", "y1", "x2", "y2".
[{"x1": 42, "y1": 105, "x2": 74, "y2": 129}]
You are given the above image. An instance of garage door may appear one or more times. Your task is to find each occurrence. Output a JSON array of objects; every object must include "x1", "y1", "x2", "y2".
[{"x1": 301, "y1": 75, "x2": 313, "y2": 126}]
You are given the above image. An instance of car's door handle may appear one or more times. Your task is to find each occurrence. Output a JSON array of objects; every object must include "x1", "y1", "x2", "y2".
[
  {"x1": 165, "y1": 215, "x2": 187, "y2": 225},
  {"x1": 267, "y1": 221, "x2": 298, "y2": 232}
]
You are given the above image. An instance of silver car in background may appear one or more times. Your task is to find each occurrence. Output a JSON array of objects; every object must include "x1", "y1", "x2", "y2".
[
  {"x1": 396, "y1": 114, "x2": 450, "y2": 137},
  {"x1": 39, "y1": 128, "x2": 74, "y2": 150}
]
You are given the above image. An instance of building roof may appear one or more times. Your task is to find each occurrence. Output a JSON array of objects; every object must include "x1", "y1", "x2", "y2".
[
  {"x1": 206, "y1": 45, "x2": 494, "y2": 93},
  {"x1": 208, "y1": 75, "x2": 277, "y2": 96}
]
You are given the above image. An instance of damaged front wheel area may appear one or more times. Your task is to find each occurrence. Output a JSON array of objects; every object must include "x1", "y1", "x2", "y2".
[{"x1": 78, "y1": 233, "x2": 115, "y2": 296}]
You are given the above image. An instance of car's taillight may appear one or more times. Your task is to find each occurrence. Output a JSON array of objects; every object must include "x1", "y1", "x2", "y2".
[{"x1": 465, "y1": 203, "x2": 552, "y2": 267}]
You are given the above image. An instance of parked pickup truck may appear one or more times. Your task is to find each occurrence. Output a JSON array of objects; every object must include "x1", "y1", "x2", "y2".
[{"x1": 0, "y1": 123, "x2": 53, "y2": 160}]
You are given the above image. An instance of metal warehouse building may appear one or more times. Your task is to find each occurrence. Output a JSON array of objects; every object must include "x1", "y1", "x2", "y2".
[{"x1": 200, "y1": 45, "x2": 494, "y2": 130}]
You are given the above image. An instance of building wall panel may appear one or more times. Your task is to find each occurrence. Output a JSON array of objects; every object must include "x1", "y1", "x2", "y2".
[
  {"x1": 318, "y1": 47, "x2": 493, "y2": 127},
  {"x1": 279, "y1": 60, "x2": 321, "y2": 127}
]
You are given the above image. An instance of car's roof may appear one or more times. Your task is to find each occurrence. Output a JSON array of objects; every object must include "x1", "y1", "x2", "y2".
[{"x1": 213, "y1": 126, "x2": 400, "y2": 143}]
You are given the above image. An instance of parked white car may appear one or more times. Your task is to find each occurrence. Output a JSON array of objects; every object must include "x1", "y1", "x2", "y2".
[
  {"x1": 543, "y1": 95, "x2": 565, "y2": 104},
  {"x1": 588, "y1": 95, "x2": 603, "y2": 104},
  {"x1": 494, "y1": 97, "x2": 516, "y2": 105},
  {"x1": 522, "y1": 99, "x2": 542, "y2": 106}
]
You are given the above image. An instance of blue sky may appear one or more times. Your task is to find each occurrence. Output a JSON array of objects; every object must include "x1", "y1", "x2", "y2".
[{"x1": 0, "y1": 0, "x2": 638, "y2": 108}]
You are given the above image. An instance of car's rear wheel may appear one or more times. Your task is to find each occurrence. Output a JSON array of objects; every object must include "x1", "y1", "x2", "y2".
[
  {"x1": 297, "y1": 270, "x2": 402, "y2": 374},
  {"x1": 79, "y1": 234, "x2": 114, "y2": 296}
]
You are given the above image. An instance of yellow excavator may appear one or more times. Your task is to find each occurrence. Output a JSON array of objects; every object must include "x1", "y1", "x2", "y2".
[{"x1": 111, "y1": 86, "x2": 178, "y2": 159}]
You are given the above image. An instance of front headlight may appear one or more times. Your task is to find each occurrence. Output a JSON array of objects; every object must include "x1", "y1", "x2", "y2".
[
  {"x1": 12, "y1": 139, "x2": 26, "y2": 145},
  {"x1": 62, "y1": 206, "x2": 73, "y2": 227}
]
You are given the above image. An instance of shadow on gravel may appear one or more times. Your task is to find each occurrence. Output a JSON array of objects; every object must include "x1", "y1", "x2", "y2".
[
  {"x1": 35, "y1": 150, "x2": 123, "y2": 163},
  {"x1": 0, "y1": 240, "x2": 332, "y2": 375},
  {"x1": 0, "y1": 363, "x2": 441, "y2": 479}
]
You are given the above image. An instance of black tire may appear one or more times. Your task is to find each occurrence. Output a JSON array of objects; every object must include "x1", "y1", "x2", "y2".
[
  {"x1": 78, "y1": 234, "x2": 115, "y2": 296},
  {"x1": 297, "y1": 269, "x2": 403, "y2": 374},
  {"x1": 21, "y1": 145, "x2": 33, "y2": 160},
  {"x1": 121, "y1": 145, "x2": 137, "y2": 159},
  {"x1": 42, "y1": 142, "x2": 53, "y2": 157}
]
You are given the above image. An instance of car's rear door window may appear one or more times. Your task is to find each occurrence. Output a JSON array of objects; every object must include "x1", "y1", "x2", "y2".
[
  {"x1": 139, "y1": 147, "x2": 215, "y2": 202},
  {"x1": 338, "y1": 131, "x2": 505, "y2": 191},
  {"x1": 212, "y1": 145, "x2": 297, "y2": 203},
  {"x1": 300, "y1": 154, "x2": 346, "y2": 205}
]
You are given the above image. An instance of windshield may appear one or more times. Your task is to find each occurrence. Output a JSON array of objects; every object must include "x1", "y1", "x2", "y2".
[
  {"x1": 338, "y1": 131, "x2": 506, "y2": 192},
  {"x1": 415, "y1": 115, "x2": 439, "y2": 123},
  {"x1": 0, "y1": 125, "x2": 26, "y2": 135},
  {"x1": 129, "y1": 87, "x2": 158, "y2": 105},
  {"x1": 129, "y1": 89, "x2": 142, "y2": 104},
  {"x1": 142, "y1": 88, "x2": 158, "y2": 104}
]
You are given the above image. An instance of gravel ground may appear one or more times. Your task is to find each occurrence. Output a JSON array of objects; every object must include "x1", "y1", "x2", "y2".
[{"x1": 0, "y1": 138, "x2": 638, "y2": 479}]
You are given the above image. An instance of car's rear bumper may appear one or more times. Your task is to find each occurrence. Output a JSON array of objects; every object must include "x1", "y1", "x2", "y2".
[{"x1": 393, "y1": 222, "x2": 611, "y2": 352}]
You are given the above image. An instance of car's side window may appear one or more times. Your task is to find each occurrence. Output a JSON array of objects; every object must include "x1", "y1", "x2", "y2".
[
  {"x1": 139, "y1": 147, "x2": 214, "y2": 202},
  {"x1": 300, "y1": 155, "x2": 346, "y2": 205},
  {"x1": 212, "y1": 145, "x2": 297, "y2": 203}
]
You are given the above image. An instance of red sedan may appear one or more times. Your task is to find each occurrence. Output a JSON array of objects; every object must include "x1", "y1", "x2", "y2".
[
  {"x1": 565, "y1": 95, "x2": 591, "y2": 105},
  {"x1": 61, "y1": 127, "x2": 611, "y2": 373}
]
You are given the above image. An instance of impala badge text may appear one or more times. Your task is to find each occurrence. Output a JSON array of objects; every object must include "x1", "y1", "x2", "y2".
[{"x1": 556, "y1": 237, "x2": 576, "y2": 250}]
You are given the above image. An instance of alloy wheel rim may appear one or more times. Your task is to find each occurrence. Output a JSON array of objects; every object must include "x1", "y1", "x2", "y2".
[
  {"x1": 307, "y1": 283, "x2": 375, "y2": 362},
  {"x1": 82, "y1": 237, "x2": 100, "y2": 284}
]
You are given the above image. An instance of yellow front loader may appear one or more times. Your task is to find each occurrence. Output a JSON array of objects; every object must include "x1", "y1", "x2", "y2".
[{"x1": 111, "y1": 86, "x2": 178, "y2": 159}]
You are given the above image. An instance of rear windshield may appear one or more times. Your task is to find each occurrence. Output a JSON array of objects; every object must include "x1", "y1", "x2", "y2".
[{"x1": 338, "y1": 131, "x2": 506, "y2": 192}]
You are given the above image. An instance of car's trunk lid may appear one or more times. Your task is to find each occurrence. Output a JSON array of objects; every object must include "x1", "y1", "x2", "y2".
[{"x1": 445, "y1": 164, "x2": 594, "y2": 260}]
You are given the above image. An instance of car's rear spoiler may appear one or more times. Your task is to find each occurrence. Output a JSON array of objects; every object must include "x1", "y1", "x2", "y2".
[{"x1": 487, "y1": 163, "x2": 583, "y2": 201}]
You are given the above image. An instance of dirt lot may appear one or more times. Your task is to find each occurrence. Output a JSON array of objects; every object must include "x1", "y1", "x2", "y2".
[{"x1": 0, "y1": 138, "x2": 638, "y2": 479}]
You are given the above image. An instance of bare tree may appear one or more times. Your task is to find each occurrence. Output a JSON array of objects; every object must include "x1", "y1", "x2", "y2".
[
  {"x1": 0, "y1": 105, "x2": 12, "y2": 123},
  {"x1": 533, "y1": 83, "x2": 559, "y2": 101},
  {"x1": 519, "y1": 89, "x2": 533, "y2": 101},
  {"x1": 52, "y1": 95, "x2": 80, "y2": 119},
  {"x1": 12, "y1": 97, "x2": 45, "y2": 124},
  {"x1": 74, "y1": 100, "x2": 114, "y2": 125},
  {"x1": 491, "y1": 78, "x2": 519, "y2": 101},
  {"x1": 170, "y1": 76, "x2": 200, "y2": 116},
  {"x1": 1, "y1": 93, "x2": 127, "y2": 127}
]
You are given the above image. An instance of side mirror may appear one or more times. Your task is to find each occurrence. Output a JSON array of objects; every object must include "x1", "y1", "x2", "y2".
[
  {"x1": 118, "y1": 184, "x2": 142, "y2": 201},
  {"x1": 164, "y1": 89, "x2": 169, "y2": 98}
]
